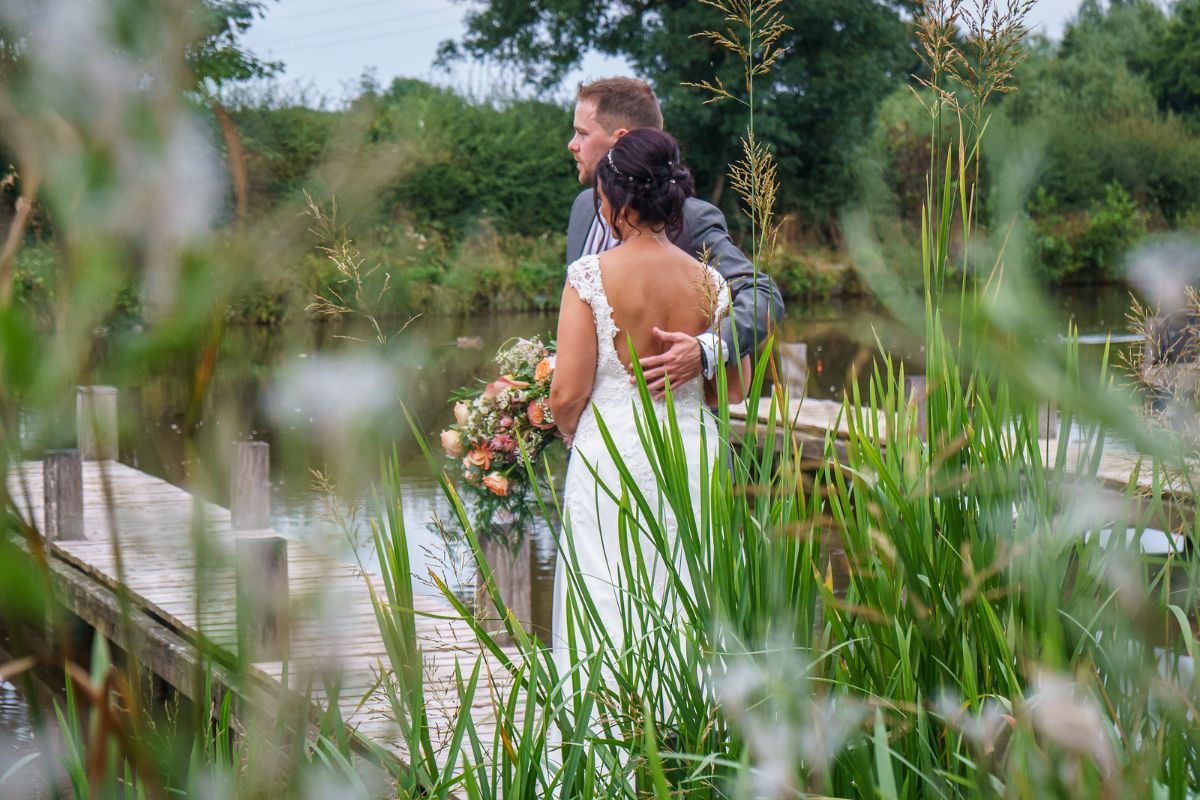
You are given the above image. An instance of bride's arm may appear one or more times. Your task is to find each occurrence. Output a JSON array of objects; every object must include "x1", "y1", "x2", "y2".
[{"x1": 549, "y1": 283, "x2": 597, "y2": 438}]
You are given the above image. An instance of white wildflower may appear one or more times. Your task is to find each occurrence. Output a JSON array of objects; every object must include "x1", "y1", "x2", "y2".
[{"x1": 1027, "y1": 670, "x2": 1116, "y2": 777}]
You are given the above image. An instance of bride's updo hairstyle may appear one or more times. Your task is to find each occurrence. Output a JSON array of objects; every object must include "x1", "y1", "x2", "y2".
[{"x1": 594, "y1": 128, "x2": 695, "y2": 240}]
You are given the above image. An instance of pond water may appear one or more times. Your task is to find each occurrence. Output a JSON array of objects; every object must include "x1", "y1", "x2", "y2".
[
  {"x1": 2, "y1": 284, "x2": 1142, "y2": 775},
  {"x1": 0, "y1": 678, "x2": 39, "y2": 785},
  {"x1": 0, "y1": 662, "x2": 63, "y2": 797}
]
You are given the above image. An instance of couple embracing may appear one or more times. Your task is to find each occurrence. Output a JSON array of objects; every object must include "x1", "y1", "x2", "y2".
[{"x1": 546, "y1": 78, "x2": 783, "y2": 675}]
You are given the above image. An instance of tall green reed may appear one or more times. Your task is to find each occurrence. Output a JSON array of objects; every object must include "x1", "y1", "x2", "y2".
[{"x1": 358, "y1": 1, "x2": 1200, "y2": 798}]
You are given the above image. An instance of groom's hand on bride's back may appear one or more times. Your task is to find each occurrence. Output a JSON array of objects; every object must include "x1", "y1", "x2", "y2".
[{"x1": 633, "y1": 327, "x2": 702, "y2": 399}]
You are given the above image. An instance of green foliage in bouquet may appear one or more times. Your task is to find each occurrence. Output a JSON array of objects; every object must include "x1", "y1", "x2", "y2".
[{"x1": 440, "y1": 336, "x2": 559, "y2": 542}]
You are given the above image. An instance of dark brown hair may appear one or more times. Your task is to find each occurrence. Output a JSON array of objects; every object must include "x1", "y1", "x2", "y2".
[
  {"x1": 576, "y1": 77, "x2": 663, "y2": 132},
  {"x1": 594, "y1": 128, "x2": 694, "y2": 240}
]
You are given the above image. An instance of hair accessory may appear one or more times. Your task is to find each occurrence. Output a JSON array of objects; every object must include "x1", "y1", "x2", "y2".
[{"x1": 606, "y1": 149, "x2": 624, "y2": 177}]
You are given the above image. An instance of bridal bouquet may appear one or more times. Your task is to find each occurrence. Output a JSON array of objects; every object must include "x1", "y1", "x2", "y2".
[{"x1": 440, "y1": 336, "x2": 557, "y2": 540}]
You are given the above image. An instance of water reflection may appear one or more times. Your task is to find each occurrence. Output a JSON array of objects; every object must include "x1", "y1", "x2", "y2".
[{"x1": 0, "y1": 678, "x2": 48, "y2": 797}]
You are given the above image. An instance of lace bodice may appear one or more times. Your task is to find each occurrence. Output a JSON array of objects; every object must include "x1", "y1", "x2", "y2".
[{"x1": 565, "y1": 253, "x2": 730, "y2": 443}]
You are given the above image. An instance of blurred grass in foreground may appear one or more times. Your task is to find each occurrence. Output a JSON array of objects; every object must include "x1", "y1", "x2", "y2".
[{"x1": 1, "y1": 0, "x2": 1200, "y2": 798}]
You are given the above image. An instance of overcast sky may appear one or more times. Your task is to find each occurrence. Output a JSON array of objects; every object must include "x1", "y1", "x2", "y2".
[{"x1": 239, "y1": 0, "x2": 1091, "y2": 104}]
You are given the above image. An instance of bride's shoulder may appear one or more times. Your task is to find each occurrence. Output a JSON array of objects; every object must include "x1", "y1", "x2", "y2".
[
  {"x1": 566, "y1": 253, "x2": 603, "y2": 298},
  {"x1": 566, "y1": 252, "x2": 601, "y2": 275}
]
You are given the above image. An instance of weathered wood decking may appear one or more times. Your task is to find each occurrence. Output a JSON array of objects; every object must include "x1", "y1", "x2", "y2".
[
  {"x1": 6, "y1": 459, "x2": 522, "y2": 773},
  {"x1": 730, "y1": 395, "x2": 1199, "y2": 501}
]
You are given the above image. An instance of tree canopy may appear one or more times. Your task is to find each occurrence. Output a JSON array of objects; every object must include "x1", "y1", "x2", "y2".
[
  {"x1": 439, "y1": 0, "x2": 917, "y2": 228},
  {"x1": 187, "y1": 1, "x2": 280, "y2": 91},
  {"x1": 0, "y1": 0, "x2": 277, "y2": 89},
  {"x1": 1150, "y1": 0, "x2": 1200, "y2": 116}
]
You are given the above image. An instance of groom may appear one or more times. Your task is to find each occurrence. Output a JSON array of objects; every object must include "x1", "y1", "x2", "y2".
[{"x1": 565, "y1": 77, "x2": 784, "y2": 397}]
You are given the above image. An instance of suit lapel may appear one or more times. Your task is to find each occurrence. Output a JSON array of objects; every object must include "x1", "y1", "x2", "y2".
[{"x1": 566, "y1": 189, "x2": 595, "y2": 264}]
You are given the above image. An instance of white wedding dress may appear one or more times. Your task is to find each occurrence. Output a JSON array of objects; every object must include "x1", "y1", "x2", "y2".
[{"x1": 550, "y1": 253, "x2": 729, "y2": 673}]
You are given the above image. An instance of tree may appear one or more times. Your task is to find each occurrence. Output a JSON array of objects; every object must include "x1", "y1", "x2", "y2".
[
  {"x1": 186, "y1": 2, "x2": 281, "y2": 223},
  {"x1": 1058, "y1": 0, "x2": 1167, "y2": 77},
  {"x1": 438, "y1": 0, "x2": 916, "y2": 233},
  {"x1": 187, "y1": 0, "x2": 280, "y2": 91},
  {"x1": 1150, "y1": 0, "x2": 1200, "y2": 116},
  {"x1": 0, "y1": 1, "x2": 277, "y2": 87},
  {"x1": 0, "y1": 1, "x2": 278, "y2": 236}
]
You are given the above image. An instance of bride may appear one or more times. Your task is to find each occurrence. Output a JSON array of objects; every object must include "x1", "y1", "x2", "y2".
[{"x1": 548, "y1": 128, "x2": 749, "y2": 691}]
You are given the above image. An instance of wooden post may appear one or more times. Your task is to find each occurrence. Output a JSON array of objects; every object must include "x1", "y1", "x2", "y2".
[
  {"x1": 475, "y1": 534, "x2": 534, "y2": 646},
  {"x1": 231, "y1": 441, "x2": 270, "y2": 531},
  {"x1": 1037, "y1": 403, "x2": 1060, "y2": 439},
  {"x1": 77, "y1": 386, "x2": 118, "y2": 461},
  {"x1": 236, "y1": 533, "x2": 289, "y2": 662},
  {"x1": 777, "y1": 342, "x2": 808, "y2": 399},
  {"x1": 904, "y1": 374, "x2": 927, "y2": 442},
  {"x1": 44, "y1": 449, "x2": 83, "y2": 541}
]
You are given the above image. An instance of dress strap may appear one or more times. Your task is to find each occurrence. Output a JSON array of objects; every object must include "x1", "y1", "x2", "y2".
[
  {"x1": 567, "y1": 254, "x2": 604, "y2": 305},
  {"x1": 566, "y1": 254, "x2": 622, "y2": 370}
]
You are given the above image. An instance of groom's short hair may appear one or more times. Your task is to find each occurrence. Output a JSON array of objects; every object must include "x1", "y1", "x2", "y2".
[{"x1": 577, "y1": 77, "x2": 663, "y2": 133}]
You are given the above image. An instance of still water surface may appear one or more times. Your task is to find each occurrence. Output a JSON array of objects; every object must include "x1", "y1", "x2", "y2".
[{"x1": 3, "y1": 285, "x2": 1140, "y2": 775}]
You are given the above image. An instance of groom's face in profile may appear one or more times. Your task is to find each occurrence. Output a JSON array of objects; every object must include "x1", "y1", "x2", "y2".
[{"x1": 568, "y1": 99, "x2": 624, "y2": 186}]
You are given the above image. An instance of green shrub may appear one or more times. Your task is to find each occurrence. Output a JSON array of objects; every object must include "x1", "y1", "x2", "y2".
[
  {"x1": 231, "y1": 104, "x2": 337, "y2": 215},
  {"x1": 1030, "y1": 181, "x2": 1149, "y2": 284},
  {"x1": 367, "y1": 79, "x2": 578, "y2": 238},
  {"x1": 771, "y1": 246, "x2": 855, "y2": 299},
  {"x1": 11, "y1": 242, "x2": 55, "y2": 322}
]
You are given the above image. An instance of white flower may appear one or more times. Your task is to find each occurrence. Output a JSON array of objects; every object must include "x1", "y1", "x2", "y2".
[
  {"x1": 934, "y1": 692, "x2": 1009, "y2": 754},
  {"x1": 1027, "y1": 670, "x2": 1116, "y2": 776},
  {"x1": 268, "y1": 353, "x2": 397, "y2": 448},
  {"x1": 717, "y1": 634, "x2": 864, "y2": 796}
]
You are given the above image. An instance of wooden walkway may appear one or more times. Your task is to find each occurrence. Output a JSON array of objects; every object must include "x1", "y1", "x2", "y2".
[
  {"x1": 6, "y1": 459, "x2": 522, "y2": 772},
  {"x1": 730, "y1": 395, "x2": 1199, "y2": 500}
]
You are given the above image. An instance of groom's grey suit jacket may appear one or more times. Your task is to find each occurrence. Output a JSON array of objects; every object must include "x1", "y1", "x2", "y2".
[{"x1": 566, "y1": 189, "x2": 784, "y2": 360}]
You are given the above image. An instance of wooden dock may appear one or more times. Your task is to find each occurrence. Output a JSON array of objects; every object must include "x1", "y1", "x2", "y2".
[
  {"x1": 730, "y1": 393, "x2": 1199, "y2": 501},
  {"x1": 5, "y1": 457, "x2": 523, "y2": 774}
]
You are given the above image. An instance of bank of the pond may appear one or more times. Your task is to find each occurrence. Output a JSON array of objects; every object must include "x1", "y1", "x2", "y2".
[{"x1": 13, "y1": 236, "x2": 1154, "y2": 328}]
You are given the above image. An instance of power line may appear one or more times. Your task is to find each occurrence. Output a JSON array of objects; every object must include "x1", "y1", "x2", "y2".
[
  {"x1": 269, "y1": 0, "x2": 446, "y2": 27},
  {"x1": 278, "y1": 17, "x2": 460, "y2": 53},
  {"x1": 265, "y1": 8, "x2": 455, "y2": 46}
]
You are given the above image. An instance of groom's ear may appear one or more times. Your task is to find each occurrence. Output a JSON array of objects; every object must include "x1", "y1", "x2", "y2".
[{"x1": 613, "y1": 127, "x2": 631, "y2": 140}]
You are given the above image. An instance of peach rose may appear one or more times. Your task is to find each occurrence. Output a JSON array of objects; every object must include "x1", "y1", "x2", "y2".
[
  {"x1": 485, "y1": 374, "x2": 531, "y2": 399},
  {"x1": 528, "y1": 398, "x2": 555, "y2": 430},
  {"x1": 482, "y1": 472, "x2": 509, "y2": 497},
  {"x1": 454, "y1": 402, "x2": 470, "y2": 425},
  {"x1": 440, "y1": 429, "x2": 464, "y2": 457},
  {"x1": 534, "y1": 357, "x2": 554, "y2": 381},
  {"x1": 465, "y1": 446, "x2": 492, "y2": 471}
]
